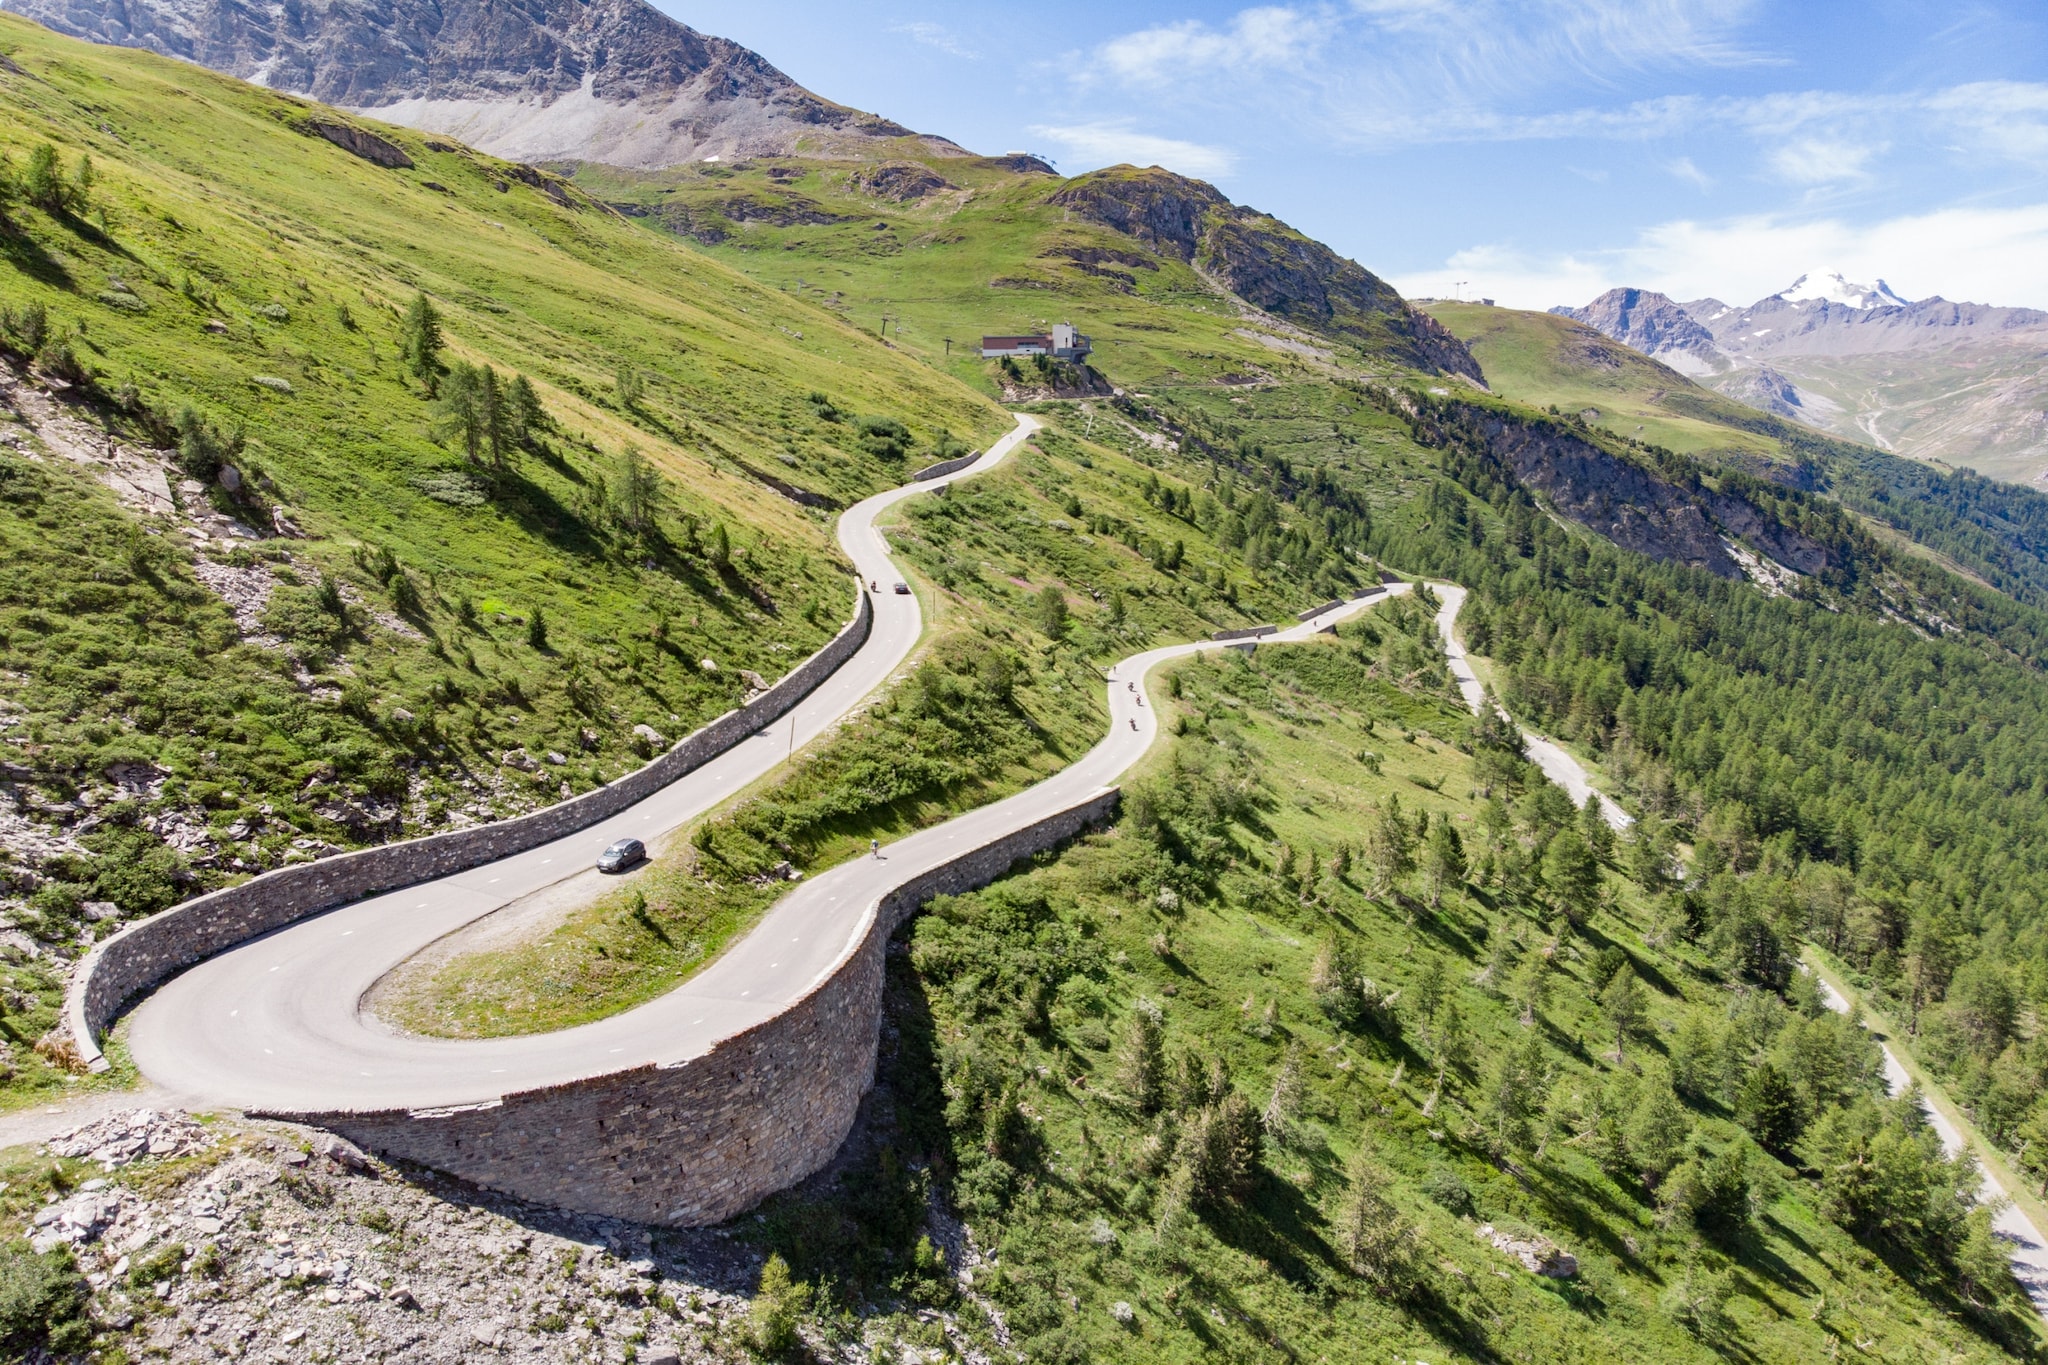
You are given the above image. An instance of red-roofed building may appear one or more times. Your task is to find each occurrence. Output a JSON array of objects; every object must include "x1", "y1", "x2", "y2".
[{"x1": 981, "y1": 322, "x2": 1091, "y2": 361}]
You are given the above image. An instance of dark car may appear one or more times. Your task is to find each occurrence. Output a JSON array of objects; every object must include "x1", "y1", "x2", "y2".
[
  {"x1": 892, "y1": 581, "x2": 911, "y2": 595},
  {"x1": 597, "y1": 837, "x2": 646, "y2": 873}
]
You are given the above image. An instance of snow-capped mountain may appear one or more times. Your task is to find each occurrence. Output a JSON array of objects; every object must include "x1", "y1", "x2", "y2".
[
  {"x1": 1776, "y1": 271, "x2": 1909, "y2": 310},
  {"x1": 1553, "y1": 275, "x2": 2048, "y2": 484}
]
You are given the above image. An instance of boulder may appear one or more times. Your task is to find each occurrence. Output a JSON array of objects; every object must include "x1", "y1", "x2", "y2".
[{"x1": 1477, "y1": 1224, "x2": 1577, "y2": 1278}]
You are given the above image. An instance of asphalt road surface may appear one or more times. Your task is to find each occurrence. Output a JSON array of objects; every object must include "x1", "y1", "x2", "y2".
[
  {"x1": 127, "y1": 556, "x2": 1408, "y2": 1112},
  {"x1": 1433, "y1": 583, "x2": 1630, "y2": 830},
  {"x1": 125, "y1": 414, "x2": 1042, "y2": 1110}
]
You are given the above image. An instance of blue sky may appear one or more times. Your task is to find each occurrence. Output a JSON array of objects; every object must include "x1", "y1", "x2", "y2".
[{"x1": 665, "y1": 1, "x2": 2048, "y2": 310}]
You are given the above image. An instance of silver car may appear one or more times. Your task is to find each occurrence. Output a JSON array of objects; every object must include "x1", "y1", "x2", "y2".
[{"x1": 597, "y1": 838, "x2": 646, "y2": 873}]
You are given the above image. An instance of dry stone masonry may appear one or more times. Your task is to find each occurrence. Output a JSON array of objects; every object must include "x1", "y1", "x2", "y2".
[
  {"x1": 261, "y1": 790, "x2": 1121, "y2": 1227},
  {"x1": 64, "y1": 593, "x2": 873, "y2": 1068}
]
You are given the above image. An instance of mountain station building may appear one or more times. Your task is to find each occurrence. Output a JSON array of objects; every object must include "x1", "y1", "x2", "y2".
[{"x1": 981, "y1": 322, "x2": 1092, "y2": 361}]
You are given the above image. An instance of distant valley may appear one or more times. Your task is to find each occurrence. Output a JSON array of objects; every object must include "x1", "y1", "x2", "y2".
[{"x1": 1554, "y1": 272, "x2": 2048, "y2": 485}]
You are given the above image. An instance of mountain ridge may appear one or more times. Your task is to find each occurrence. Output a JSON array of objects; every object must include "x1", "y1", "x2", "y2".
[
  {"x1": 0, "y1": 0, "x2": 965, "y2": 168},
  {"x1": 1555, "y1": 277, "x2": 2048, "y2": 483}
]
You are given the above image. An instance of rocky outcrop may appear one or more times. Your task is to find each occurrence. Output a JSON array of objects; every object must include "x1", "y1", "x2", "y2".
[
  {"x1": 1417, "y1": 399, "x2": 1835, "y2": 582},
  {"x1": 1473, "y1": 413, "x2": 1741, "y2": 577},
  {"x1": 1050, "y1": 166, "x2": 1482, "y2": 381},
  {"x1": 0, "y1": 0, "x2": 967, "y2": 168},
  {"x1": 1719, "y1": 365, "x2": 1807, "y2": 421},
  {"x1": 301, "y1": 119, "x2": 412, "y2": 168},
  {"x1": 850, "y1": 161, "x2": 956, "y2": 202}
]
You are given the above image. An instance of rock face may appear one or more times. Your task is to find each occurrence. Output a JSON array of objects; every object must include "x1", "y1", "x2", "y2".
[
  {"x1": 1719, "y1": 364, "x2": 1810, "y2": 422},
  {"x1": 1051, "y1": 166, "x2": 1483, "y2": 381},
  {"x1": 1551, "y1": 287, "x2": 1720, "y2": 377},
  {"x1": 0, "y1": 0, "x2": 967, "y2": 168}
]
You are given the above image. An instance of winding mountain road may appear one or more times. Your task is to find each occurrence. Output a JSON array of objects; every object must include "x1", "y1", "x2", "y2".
[
  {"x1": 123, "y1": 413, "x2": 1040, "y2": 1110},
  {"x1": 125, "y1": 415, "x2": 1409, "y2": 1115}
]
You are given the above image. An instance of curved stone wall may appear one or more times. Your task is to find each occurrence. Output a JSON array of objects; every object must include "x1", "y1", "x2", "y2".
[
  {"x1": 258, "y1": 789, "x2": 1119, "y2": 1227},
  {"x1": 63, "y1": 591, "x2": 874, "y2": 1068}
]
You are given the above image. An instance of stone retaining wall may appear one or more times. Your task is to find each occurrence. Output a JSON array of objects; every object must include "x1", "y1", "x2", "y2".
[
  {"x1": 260, "y1": 789, "x2": 1121, "y2": 1227},
  {"x1": 1211, "y1": 624, "x2": 1277, "y2": 642},
  {"x1": 911, "y1": 451, "x2": 981, "y2": 482},
  {"x1": 63, "y1": 592, "x2": 874, "y2": 1068}
]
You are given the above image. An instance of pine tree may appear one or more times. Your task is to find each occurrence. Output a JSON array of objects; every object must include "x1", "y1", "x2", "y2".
[
  {"x1": 1736, "y1": 1061, "x2": 1804, "y2": 1159},
  {"x1": 1034, "y1": 585, "x2": 1068, "y2": 640},
  {"x1": 1115, "y1": 1002, "x2": 1164, "y2": 1113},
  {"x1": 1484, "y1": 1029, "x2": 1548, "y2": 1153},
  {"x1": 1543, "y1": 826, "x2": 1601, "y2": 924},
  {"x1": 1626, "y1": 1080, "x2": 1693, "y2": 1185},
  {"x1": 1581, "y1": 794, "x2": 1615, "y2": 861},
  {"x1": 1334, "y1": 1143, "x2": 1420, "y2": 1293},
  {"x1": 398, "y1": 294, "x2": 444, "y2": 388},
  {"x1": 1262, "y1": 1044, "x2": 1302, "y2": 1145},
  {"x1": 611, "y1": 445, "x2": 665, "y2": 535},
  {"x1": 22, "y1": 143, "x2": 67, "y2": 213},
  {"x1": 1364, "y1": 795, "x2": 1413, "y2": 896},
  {"x1": 1511, "y1": 948, "x2": 1551, "y2": 1027},
  {"x1": 1424, "y1": 815, "x2": 1465, "y2": 907},
  {"x1": 1601, "y1": 966, "x2": 1648, "y2": 1059}
]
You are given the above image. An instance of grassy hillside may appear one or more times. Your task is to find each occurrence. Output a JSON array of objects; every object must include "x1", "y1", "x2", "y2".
[
  {"x1": 572, "y1": 156, "x2": 1435, "y2": 396},
  {"x1": 1424, "y1": 302, "x2": 1787, "y2": 464},
  {"x1": 0, "y1": 14, "x2": 1010, "y2": 1096},
  {"x1": 743, "y1": 608, "x2": 2042, "y2": 1363}
]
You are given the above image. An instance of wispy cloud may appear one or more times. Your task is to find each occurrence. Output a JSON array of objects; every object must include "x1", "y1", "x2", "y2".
[
  {"x1": 1028, "y1": 122, "x2": 1237, "y2": 178},
  {"x1": 1668, "y1": 156, "x2": 1713, "y2": 191},
  {"x1": 1075, "y1": 4, "x2": 2048, "y2": 197},
  {"x1": 1082, "y1": 1, "x2": 1769, "y2": 134},
  {"x1": 1766, "y1": 137, "x2": 1883, "y2": 185},
  {"x1": 1092, "y1": 7, "x2": 1334, "y2": 86},
  {"x1": 1393, "y1": 203, "x2": 2048, "y2": 311},
  {"x1": 893, "y1": 21, "x2": 979, "y2": 60}
]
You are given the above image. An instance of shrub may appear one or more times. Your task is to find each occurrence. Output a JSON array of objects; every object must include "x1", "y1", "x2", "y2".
[
  {"x1": 1421, "y1": 1165, "x2": 1475, "y2": 1216},
  {"x1": 0, "y1": 1239, "x2": 92, "y2": 1356},
  {"x1": 748, "y1": 1252, "x2": 809, "y2": 1358},
  {"x1": 855, "y1": 415, "x2": 911, "y2": 461}
]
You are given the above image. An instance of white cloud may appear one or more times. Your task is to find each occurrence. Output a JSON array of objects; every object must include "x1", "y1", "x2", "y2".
[
  {"x1": 1668, "y1": 156, "x2": 1713, "y2": 191},
  {"x1": 1926, "y1": 81, "x2": 2048, "y2": 167},
  {"x1": 1029, "y1": 122, "x2": 1237, "y2": 178},
  {"x1": 1392, "y1": 203, "x2": 2048, "y2": 311},
  {"x1": 1766, "y1": 137, "x2": 1883, "y2": 184},
  {"x1": 893, "y1": 21, "x2": 978, "y2": 60},
  {"x1": 1085, "y1": 0, "x2": 1763, "y2": 131},
  {"x1": 1093, "y1": 7, "x2": 1332, "y2": 86}
]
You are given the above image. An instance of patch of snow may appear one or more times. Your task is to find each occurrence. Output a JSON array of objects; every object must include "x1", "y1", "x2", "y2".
[{"x1": 1778, "y1": 270, "x2": 1909, "y2": 310}]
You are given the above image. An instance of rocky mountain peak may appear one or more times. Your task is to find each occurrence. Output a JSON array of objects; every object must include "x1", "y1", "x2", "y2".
[
  {"x1": 1550, "y1": 288, "x2": 1720, "y2": 377},
  {"x1": 1777, "y1": 270, "x2": 1909, "y2": 310},
  {"x1": 1052, "y1": 166, "x2": 1481, "y2": 382},
  {"x1": 0, "y1": 0, "x2": 965, "y2": 168}
]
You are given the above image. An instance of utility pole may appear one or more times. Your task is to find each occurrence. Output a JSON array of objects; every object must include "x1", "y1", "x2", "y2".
[{"x1": 1453, "y1": 280, "x2": 1468, "y2": 302}]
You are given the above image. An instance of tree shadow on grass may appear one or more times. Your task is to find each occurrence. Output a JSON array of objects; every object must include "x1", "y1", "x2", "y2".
[{"x1": 0, "y1": 217, "x2": 74, "y2": 289}]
